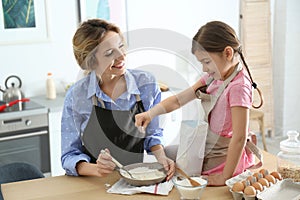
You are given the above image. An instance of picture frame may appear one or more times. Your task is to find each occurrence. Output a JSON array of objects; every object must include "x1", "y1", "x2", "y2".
[
  {"x1": 0, "y1": 0, "x2": 49, "y2": 45},
  {"x1": 77, "y1": 0, "x2": 127, "y2": 33}
]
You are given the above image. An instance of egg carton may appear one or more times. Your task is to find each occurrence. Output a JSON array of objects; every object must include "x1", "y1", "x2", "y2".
[{"x1": 225, "y1": 170, "x2": 300, "y2": 200}]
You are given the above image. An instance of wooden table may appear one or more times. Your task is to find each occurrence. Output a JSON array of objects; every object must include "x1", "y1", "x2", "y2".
[{"x1": 1, "y1": 151, "x2": 277, "y2": 200}]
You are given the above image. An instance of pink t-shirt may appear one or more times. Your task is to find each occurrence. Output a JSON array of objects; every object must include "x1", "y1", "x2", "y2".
[
  {"x1": 203, "y1": 69, "x2": 252, "y2": 137},
  {"x1": 200, "y1": 68, "x2": 254, "y2": 175}
]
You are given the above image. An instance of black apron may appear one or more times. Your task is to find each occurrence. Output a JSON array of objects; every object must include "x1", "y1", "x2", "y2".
[{"x1": 81, "y1": 95, "x2": 146, "y2": 165}]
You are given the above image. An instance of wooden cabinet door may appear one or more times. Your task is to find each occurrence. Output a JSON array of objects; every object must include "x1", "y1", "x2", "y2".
[{"x1": 240, "y1": 0, "x2": 274, "y2": 135}]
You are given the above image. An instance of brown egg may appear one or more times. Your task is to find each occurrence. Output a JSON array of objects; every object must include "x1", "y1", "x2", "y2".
[
  {"x1": 242, "y1": 180, "x2": 251, "y2": 187},
  {"x1": 258, "y1": 177, "x2": 270, "y2": 187},
  {"x1": 259, "y1": 169, "x2": 269, "y2": 177},
  {"x1": 232, "y1": 181, "x2": 245, "y2": 192},
  {"x1": 265, "y1": 174, "x2": 276, "y2": 184},
  {"x1": 270, "y1": 171, "x2": 283, "y2": 180},
  {"x1": 244, "y1": 185, "x2": 257, "y2": 196},
  {"x1": 246, "y1": 175, "x2": 257, "y2": 184},
  {"x1": 252, "y1": 181, "x2": 264, "y2": 192},
  {"x1": 253, "y1": 172, "x2": 263, "y2": 180}
]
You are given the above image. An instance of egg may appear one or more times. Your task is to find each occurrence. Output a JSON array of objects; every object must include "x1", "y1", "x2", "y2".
[
  {"x1": 259, "y1": 169, "x2": 269, "y2": 177},
  {"x1": 258, "y1": 177, "x2": 270, "y2": 187},
  {"x1": 252, "y1": 181, "x2": 264, "y2": 192},
  {"x1": 242, "y1": 180, "x2": 251, "y2": 187},
  {"x1": 265, "y1": 174, "x2": 276, "y2": 184},
  {"x1": 232, "y1": 181, "x2": 245, "y2": 192},
  {"x1": 270, "y1": 171, "x2": 283, "y2": 180},
  {"x1": 246, "y1": 175, "x2": 257, "y2": 184},
  {"x1": 244, "y1": 185, "x2": 257, "y2": 196},
  {"x1": 253, "y1": 172, "x2": 263, "y2": 180}
]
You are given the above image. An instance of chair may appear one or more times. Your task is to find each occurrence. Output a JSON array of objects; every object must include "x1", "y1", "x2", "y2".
[
  {"x1": 250, "y1": 109, "x2": 268, "y2": 151},
  {"x1": 0, "y1": 162, "x2": 44, "y2": 200}
]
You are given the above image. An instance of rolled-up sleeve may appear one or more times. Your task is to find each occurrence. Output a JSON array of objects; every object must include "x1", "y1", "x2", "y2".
[{"x1": 141, "y1": 74, "x2": 164, "y2": 152}]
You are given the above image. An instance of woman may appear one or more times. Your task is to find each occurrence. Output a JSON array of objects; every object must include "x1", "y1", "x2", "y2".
[
  {"x1": 61, "y1": 19, "x2": 175, "y2": 180},
  {"x1": 135, "y1": 21, "x2": 263, "y2": 186}
]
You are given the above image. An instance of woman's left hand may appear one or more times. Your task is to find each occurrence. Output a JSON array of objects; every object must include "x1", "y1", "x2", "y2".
[
  {"x1": 203, "y1": 173, "x2": 226, "y2": 186},
  {"x1": 156, "y1": 156, "x2": 175, "y2": 181}
]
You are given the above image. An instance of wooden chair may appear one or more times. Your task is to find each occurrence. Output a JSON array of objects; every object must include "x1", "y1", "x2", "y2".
[{"x1": 250, "y1": 109, "x2": 268, "y2": 151}]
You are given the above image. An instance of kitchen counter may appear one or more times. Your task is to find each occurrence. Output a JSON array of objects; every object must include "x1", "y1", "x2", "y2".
[
  {"x1": 31, "y1": 93, "x2": 65, "y2": 112},
  {"x1": 1, "y1": 150, "x2": 278, "y2": 200}
]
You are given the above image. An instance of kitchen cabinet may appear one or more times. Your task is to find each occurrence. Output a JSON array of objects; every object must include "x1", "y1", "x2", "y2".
[
  {"x1": 48, "y1": 110, "x2": 65, "y2": 176},
  {"x1": 31, "y1": 94, "x2": 65, "y2": 176}
]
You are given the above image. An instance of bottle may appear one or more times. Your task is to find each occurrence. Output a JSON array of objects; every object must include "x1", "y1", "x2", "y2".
[
  {"x1": 277, "y1": 130, "x2": 300, "y2": 182},
  {"x1": 46, "y1": 72, "x2": 56, "y2": 100}
]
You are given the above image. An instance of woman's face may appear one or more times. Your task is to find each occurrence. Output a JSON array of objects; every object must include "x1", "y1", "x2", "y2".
[
  {"x1": 94, "y1": 31, "x2": 126, "y2": 78},
  {"x1": 194, "y1": 49, "x2": 234, "y2": 80}
]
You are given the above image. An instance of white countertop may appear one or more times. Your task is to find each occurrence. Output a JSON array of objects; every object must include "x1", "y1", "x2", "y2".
[{"x1": 31, "y1": 93, "x2": 65, "y2": 112}]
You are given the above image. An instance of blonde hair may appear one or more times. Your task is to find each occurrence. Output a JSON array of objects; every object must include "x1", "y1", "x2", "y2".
[{"x1": 72, "y1": 19, "x2": 123, "y2": 71}]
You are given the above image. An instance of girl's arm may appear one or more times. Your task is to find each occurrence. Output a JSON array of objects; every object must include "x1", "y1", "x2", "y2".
[
  {"x1": 223, "y1": 106, "x2": 249, "y2": 179},
  {"x1": 135, "y1": 79, "x2": 204, "y2": 129}
]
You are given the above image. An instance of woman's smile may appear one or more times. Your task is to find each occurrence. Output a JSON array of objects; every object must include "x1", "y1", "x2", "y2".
[{"x1": 112, "y1": 62, "x2": 125, "y2": 69}]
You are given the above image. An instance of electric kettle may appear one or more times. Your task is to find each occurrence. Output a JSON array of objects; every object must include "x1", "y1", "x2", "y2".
[{"x1": 1, "y1": 75, "x2": 25, "y2": 111}]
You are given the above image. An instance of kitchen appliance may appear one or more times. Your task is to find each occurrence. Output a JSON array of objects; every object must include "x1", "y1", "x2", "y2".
[
  {"x1": 0, "y1": 75, "x2": 25, "y2": 112},
  {"x1": 0, "y1": 100, "x2": 50, "y2": 175},
  {"x1": 0, "y1": 98, "x2": 30, "y2": 112}
]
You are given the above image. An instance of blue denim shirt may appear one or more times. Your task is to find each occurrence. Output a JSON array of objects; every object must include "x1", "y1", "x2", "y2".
[{"x1": 61, "y1": 69, "x2": 164, "y2": 176}]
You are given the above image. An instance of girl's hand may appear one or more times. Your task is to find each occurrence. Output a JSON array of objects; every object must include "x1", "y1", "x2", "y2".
[
  {"x1": 135, "y1": 111, "x2": 152, "y2": 133},
  {"x1": 203, "y1": 173, "x2": 227, "y2": 186},
  {"x1": 96, "y1": 149, "x2": 116, "y2": 177}
]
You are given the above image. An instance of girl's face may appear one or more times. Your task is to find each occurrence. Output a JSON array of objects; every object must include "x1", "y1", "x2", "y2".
[
  {"x1": 94, "y1": 31, "x2": 126, "y2": 78},
  {"x1": 194, "y1": 48, "x2": 235, "y2": 80}
]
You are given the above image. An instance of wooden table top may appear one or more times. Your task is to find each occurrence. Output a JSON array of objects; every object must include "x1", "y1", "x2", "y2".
[{"x1": 2, "y1": 150, "x2": 277, "y2": 200}]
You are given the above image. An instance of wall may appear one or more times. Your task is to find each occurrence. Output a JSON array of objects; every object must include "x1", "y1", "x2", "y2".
[
  {"x1": 0, "y1": 0, "x2": 79, "y2": 98},
  {"x1": 0, "y1": 0, "x2": 298, "y2": 136},
  {"x1": 273, "y1": 0, "x2": 300, "y2": 136}
]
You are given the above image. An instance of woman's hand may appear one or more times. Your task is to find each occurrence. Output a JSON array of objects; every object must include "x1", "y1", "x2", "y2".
[
  {"x1": 203, "y1": 173, "x2": 227, "y2": 186},
  {"x1": 156, "y1": 155, "x2": 175, "y2": 181},
  {"x1": 151, "y1": 145, "x2": 175, "y2": 181},
  {"x1": 135, "y1": 111, "x2": 152, "y2": 133},
  {"x1": 95, "y1": 149, "x2": 116, "y2": 177}
]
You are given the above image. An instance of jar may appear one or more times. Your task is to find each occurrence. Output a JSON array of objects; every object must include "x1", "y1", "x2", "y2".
[{"x1": 277, "y1": 130, "x2": 300, "y2": 182}]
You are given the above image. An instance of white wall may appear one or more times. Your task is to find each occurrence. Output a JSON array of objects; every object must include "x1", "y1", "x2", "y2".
[
  {"x1": 0, "y1": 0, "x2": 298, "y2": 137},
  {"x1": 0, "y1": 0, "x2": 79, "y2": 98},
  {"x1": 125, "y1": 0, "x2": 240, "y2": 86},
  {"x1": 273, "y1": 0, "x2": 300, "y2": 136},
  {"x1": 283, "y1": 0, "x2": 300, "y2": 133}
]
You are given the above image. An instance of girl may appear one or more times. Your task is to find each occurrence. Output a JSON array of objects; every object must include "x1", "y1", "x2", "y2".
[{"x1": 135, "y1": 21, "x2": 263, "y2": 186}]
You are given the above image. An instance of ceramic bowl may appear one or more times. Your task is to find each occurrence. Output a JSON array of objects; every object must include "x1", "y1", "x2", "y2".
[{"x1": 119, "y1": 162, "x2": 166, "y2": 186}]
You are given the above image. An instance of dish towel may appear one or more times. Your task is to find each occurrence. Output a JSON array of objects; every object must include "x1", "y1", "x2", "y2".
[{"x1": 107, "y1": 178, "x2": 174, "y2": 195}]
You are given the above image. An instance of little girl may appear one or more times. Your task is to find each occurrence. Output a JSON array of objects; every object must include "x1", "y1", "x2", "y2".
[{"x1": 135, "y1": 21, "x2": 263, "y2": 186}]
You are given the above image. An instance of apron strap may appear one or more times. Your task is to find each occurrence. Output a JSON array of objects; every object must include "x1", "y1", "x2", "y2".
[
  {"x1": 245, "y1": 137, "x2": 263, "y2": 169},
  {"x1": 213, "y1": 63, "x2": 242, "y2": 102}
]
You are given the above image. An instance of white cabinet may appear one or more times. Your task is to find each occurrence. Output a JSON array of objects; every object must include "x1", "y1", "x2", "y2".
[
  {"x1": 32, "y1": 94, "x2": 66, "y2": 177},
  {"x1": 48, "y1": 110, "x2": 65, "y2": 176}
]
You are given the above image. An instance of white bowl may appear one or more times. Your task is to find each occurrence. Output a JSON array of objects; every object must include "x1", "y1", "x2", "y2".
[{"x1": 172, "y1": 175, "x2": 208, "y2": 200}]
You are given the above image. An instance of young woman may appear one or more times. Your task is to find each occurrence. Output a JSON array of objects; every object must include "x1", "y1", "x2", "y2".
[
  {"x1": 135, "y1": 21, "x2": 263, "y2": 186},
  {"x1": 61, "y1": 19, "x2": 175, "y2": 180}
]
